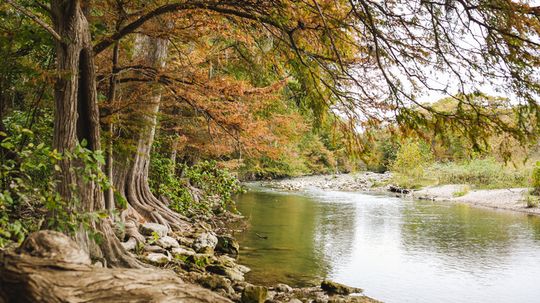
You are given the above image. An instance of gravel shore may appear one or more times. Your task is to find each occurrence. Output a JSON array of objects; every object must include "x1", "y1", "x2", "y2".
[{"x1": 260, "y1": 173, "x2": 540, "y2": 216}]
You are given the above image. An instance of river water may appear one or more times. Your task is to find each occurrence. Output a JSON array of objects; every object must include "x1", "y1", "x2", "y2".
[{"x1": 234, "y1": 185, "x2": 540, "y2": 303}]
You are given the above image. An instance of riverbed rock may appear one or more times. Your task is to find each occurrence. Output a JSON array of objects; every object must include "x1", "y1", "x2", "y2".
[
  {"x1": 321, "y1": 280, "x2": 363, "y2": 295},
  {"x1": 193, "y1": 232, "x2": 218, "y2": 253},
  {"x1": 144, "y1": 252, "x2": 171, "y2": 264},
  {"x1": 275, "y1": 283, "x2": 293, "y2": 293},
  {"x1": 157, "y1": 235, "x2": 180, "y2": 249},
  {"x1": 241, "y1": 285, "x2": 268, "y2": 303},
  {"x1": 140, "y1": 223, "x2": 169, "y2": 237},
  {"x1": 216, "y1": 235, "x2": 240, "y2": 257}
]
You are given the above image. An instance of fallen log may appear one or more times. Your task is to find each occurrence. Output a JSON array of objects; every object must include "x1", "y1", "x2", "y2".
[{"x1": 0, "y1": 231, "x2": 231, "y2": 303}]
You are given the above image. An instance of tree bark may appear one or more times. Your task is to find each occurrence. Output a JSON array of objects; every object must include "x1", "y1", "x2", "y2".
[
  {"x1": 113, "y1": 33, "x2": 190, "y2": 232},
  {"x1": 50, "y1": 0, "x2": 140, "y2": 267}
]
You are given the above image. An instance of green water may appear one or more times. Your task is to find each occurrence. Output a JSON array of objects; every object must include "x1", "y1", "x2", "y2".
[{"x1": 235, "y1": 185, "x2": 540, "y2": 303}]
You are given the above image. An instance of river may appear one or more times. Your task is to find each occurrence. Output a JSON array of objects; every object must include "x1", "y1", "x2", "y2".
[{"x1": 234, "y1": 185, "x2": 540, "y2": 303}]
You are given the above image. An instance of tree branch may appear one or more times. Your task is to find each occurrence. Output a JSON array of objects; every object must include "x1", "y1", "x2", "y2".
[
  {"x1": 4, "y1": 0, "x2": 62, "y2": 42},
  {"x1": 93, "y1": 1, "x2": 285, "y2": 55}
]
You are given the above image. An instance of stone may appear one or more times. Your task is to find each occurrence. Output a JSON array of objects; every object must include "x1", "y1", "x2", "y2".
[
  {"x1": 144, "y1": 245, "x2": 166, "y2": 253},
  {"x1": 197, "y1": 274, "x2": 233, "y2": 294},
  {"x1": 320, "y1": 280, "x2": 362, "y2": 295},
  {"x1": 157, "y1": 236, "x2": 180, "y2": 249},
  {"x1": 121, "y1": 237, "x2": 138, "y2": 251},
  {"x1": 288, "y1": 299, "x2": 303, "y2": 303},
  {"x1": 175, "y1": 236, "x2": 195, "y2": 247},
  {"x1": 236, "y1": 264, "x2": 251, "y2": 274},
  {"x1": 172, "y1": 246, "x2": 196, "y2": 256},
  {"x1": 216, "y1": 235, "x2": 240, "y2": 257},
  {"x1": 140, "y1": 223, "x2": 168, "y2": 237},
  {"x1": 206, "y1": 265, "x2": 245, "y2": 282},
  {"x1": 144, "y1": 252, "x2": 171, "y2": 264},
  {"x1": 241, "y1": 285, "x2": 268, "y2": 303},
  {"x1": 193, "y1": 232, "x2": 218, "y2": 253},
  {"x1": 275, "y1": 283, "x2": 293, "y2": 293}
]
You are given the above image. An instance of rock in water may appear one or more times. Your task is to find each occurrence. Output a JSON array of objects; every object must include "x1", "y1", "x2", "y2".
[
  {"x1": 321, "y1": 280, "x2": 363, "y2": 295},
  {"x1": 193, "y1": 232, "x2": 218, "y2": 253},
  {"x1": 216, "y1": 235, "x2": 240, "y2": 257},
  {"x1": 140, "y1": 223, "x2": 169, "y2": 237},
  {"x1": 157, "y1": 236, "x2": 180, "y2": 249},
  {"x1": 241, "y1": 285, "x2": 268, "y2": 303}
]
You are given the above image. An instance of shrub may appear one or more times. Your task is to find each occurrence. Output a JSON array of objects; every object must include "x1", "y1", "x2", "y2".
[
  {"x1": 430, "y1": 157, "x2": 529, "y2": 189},
  {"x1": 531, "y1": 161, "x2": 540, "y2": 195},
  {"x1": 0, "y1": 126, "x2": 110, "y2": 247},
  {"x1": 149, "y1": 156, "x2": 244, "y2": 216},
  {"x1": 391, "y1": 139, "x2": 433, "y2": 188}
]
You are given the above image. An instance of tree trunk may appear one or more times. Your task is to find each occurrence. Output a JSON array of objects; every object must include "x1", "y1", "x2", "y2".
[
  {"x1": 113, "y1": 33, "x2": 190, "y2": 232},
  {"x1": 50, "y1": 0, "x2": 140, "y2": 267}
]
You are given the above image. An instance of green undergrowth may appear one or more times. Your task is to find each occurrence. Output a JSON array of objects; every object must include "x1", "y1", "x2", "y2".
[
  {"x1": 0, "y1": 124, "x2": 115, "y2": 248},
  {"x1": 149, "y1": 155, "x2": 244, "y2": 217}
]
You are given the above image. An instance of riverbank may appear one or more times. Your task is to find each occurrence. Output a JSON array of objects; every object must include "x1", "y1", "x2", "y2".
[{"x1": 261, "y1": 172, "x2": 540, "y2": 216}]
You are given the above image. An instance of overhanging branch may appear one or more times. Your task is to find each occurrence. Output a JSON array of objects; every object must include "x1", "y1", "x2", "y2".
[{"x1": 4, "y1": 0, "x2": 62, "y2": 42}]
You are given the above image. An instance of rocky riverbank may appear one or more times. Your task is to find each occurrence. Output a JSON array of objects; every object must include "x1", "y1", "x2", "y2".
[
  {"x1": 122, "y1": 212, "x2": 381, "y2": 303},
  {"x1": 260, "y1": 172, "x2": 392, "y2": 192},
  {"x1": 260, "y1": 172, "x2": 540, "y2": 216}
]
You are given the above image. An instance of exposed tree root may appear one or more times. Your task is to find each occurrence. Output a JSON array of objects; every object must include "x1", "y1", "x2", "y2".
[{"x1": 0, "y1": 231, "x2": 230, "y2": 303}]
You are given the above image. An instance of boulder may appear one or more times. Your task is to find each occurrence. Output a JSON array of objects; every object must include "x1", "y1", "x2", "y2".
[
  {"x1": 172, "y1": 246, "x2": 196, "y2": 256},
  {"x1": 197, "y1": 274, "x2": 234, "y2": 294},
  {"x1": 216, "y1": 235, "x2": 240, "y2": 257},
  {"x1": 144, "y1": 252, "x2": 171, "y2": 265},
  {"x1": 157, "y1": 236, "x2": 180, "y2": 249},
  {"x1": 206, "y1": 265, "x2": 244, "y2": 282},
  {"x1": 144, "y1": 245, "x2": 166, "y2": 253},
  {"x1": 140, "y1": 223, "x2": 169, "y2": 237},
  {"x1": 241, "y1": 285, "x2": 268, "y2": 303},
  {"x1": 193, "y1": 232, "x2": 218, "y2": 253},
  {"x1": 275, "y1": 283, "x2": 293, "y2": 293},
  {"x1": 121, "y1": 237, "x2": 138, "y2": 251},
  {"x1": 321, "y1": 280, "x2": 362, "y2": 295}
]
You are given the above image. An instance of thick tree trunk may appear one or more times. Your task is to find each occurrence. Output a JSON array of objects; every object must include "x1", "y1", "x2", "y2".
[
  {"x1": 50, "y1": 0, "x2": 140, "y2": 267},
  {"x1": 0, "y1": 231, "x2": 230, "y2": 303},
  {"x1": 114, "y1": 34, "x2": 190, "y2": 232}
]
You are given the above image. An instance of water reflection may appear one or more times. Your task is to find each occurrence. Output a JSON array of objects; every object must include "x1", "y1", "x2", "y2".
[{"x1": 235, "y1": 187, "x2": 540, "y2": 303}]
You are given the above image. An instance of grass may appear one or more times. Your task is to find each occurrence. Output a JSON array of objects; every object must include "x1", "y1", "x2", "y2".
[
  {"x1": 525, "y1": 193, "x2": 539, "y2": 208},
  {"x1": 452, "y1": 185, "x2": 471, "y2": 197},
  {"x1": 427, "y1": 158, "x2": 531, "y2": 189},
  {"x1": 390, "y1": 157, "x2": 533, "y2": 190}
]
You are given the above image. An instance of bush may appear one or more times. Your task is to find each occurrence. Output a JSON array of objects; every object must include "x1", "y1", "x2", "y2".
[
  {"x1": 0, "y1": 126, "x2": 110, "y2": 247},
  {"x1": 391, "y1": 139, "x2": 433, "y2": 188},
  {"x1": 531, "y1": 161, "x2": 540, "y2": 195},
  {"x1": 149, "y1": 156, "x2": 244, "y2": 216}
]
